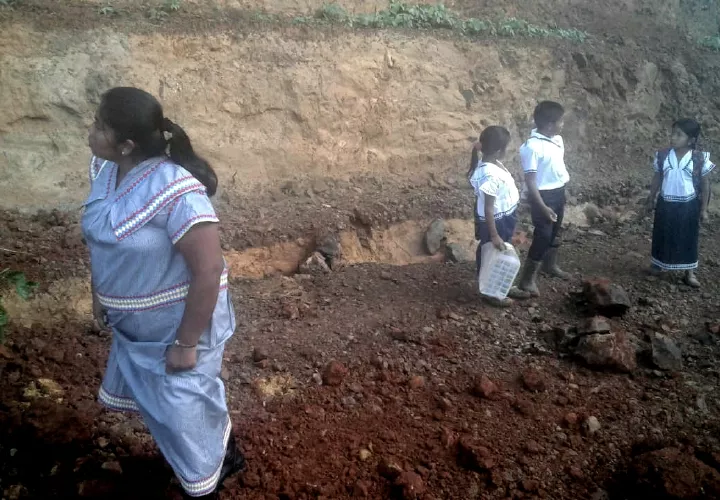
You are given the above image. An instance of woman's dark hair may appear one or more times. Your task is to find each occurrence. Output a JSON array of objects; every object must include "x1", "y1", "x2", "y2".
[
  {"x1": 534, "y1": 101, "x2": 565, "y2": 129},
  {"x1": 467, "y1": 126, "x2": 511, "y2": 177},
  {"x1": 98, "y1": 87, "x2": 218, "y2": 196},
  {"x1": 673, "y1": 118, "x2": 702, "y2": 149}
]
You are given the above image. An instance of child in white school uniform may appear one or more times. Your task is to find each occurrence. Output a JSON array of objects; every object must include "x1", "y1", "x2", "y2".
[
  {"x1": 515, "y1": 101, "x2": 571, "y2": 296},
  {"x1": 646, "y1": 118, "x2": 715, "y2": 287},
  {"x1": 469, "y1": 126, "x2": 520, "y2": 307}
]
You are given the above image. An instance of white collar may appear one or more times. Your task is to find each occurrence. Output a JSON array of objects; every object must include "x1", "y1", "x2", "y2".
[
  {"x1": 530, "y1": 129, "x2": 562, "y2": 147},
  {"x1": 480, "y1": 160, "x2": 509, "y2": 173},
  {"x1": 672, "y1": 149, "x2": 692, "y2": 161}
]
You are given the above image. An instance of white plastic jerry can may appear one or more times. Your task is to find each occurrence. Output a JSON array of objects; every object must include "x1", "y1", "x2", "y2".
[{"x1": 478, "y1": 242, "x2": 521, "y2": 300}]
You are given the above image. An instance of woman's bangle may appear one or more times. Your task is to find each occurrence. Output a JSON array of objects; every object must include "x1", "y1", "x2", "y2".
[{"x1": 172, "y1": 339, "x2": 197, "y2": 349}]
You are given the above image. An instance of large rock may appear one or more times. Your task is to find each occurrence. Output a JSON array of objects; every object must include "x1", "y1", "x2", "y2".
[
  {"x1": 521, "y1": 367, "x2": 547, "y2": 392},
  {"x1": 579, "y1": 316, "x2": 612, "y2": 335},
  {"x1": 583, "y1": 203, "x2": 603, "y2": 224},
  {"x1": 471, "y1": 375, "x2": 499, "y2": 399},
  {"x1": 377, "y1": 457, "x2": 404, "y2": 480},
  {"x1": 445, "y1": 243, "x2": 470, "y2": 263},
  {"x1": 322, "y1": 360, "x2": 348, "y2": 386},
  {"x1": 394, "y1": 471, "x2": 425, "y2": 500},
  {"x1": 583, "y1": 278, "x2": 631, "y2": 317},
  {"x1": 651, "y1": 333, "x2": 683, "y2": 371},
  {"x1": 316, "y1": 234, "x2": 342, "y2": 268},
  {"x1": 424, "y1": 219, "x2": 446, "y2": 255},
  {"x1": 298, "y1": 252, "x2": 331, "y2": 275},
  {"x1": 575, "y1": 331, "x2": 637, "y2": 372},
  {"x1": 457, "y1": 437, "x2": 496, "y2": 472}
]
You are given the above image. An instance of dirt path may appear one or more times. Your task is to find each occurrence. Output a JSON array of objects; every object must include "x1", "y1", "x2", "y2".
[{"x1": 1, "y1": 205, "x2": 720, "y2": 499}]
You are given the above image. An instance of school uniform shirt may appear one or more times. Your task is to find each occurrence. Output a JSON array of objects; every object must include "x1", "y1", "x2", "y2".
[
  {"x1": 519, "y1": 129, "x2": 570, "y2": 191},
  {"x1": 654, "y1": 149, "x2": 715, "y2": 202},
  {"x1": 470, "y1": 161, "x2": 520, "y2": 220}
]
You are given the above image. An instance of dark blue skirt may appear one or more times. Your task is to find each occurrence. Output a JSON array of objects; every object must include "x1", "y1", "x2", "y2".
[
  {"x1": 651, "y1": 197, "x2": 700, "y2": 270},
  {"x1": 475, "y1": 211, "x2": 517, "y2": 274}
]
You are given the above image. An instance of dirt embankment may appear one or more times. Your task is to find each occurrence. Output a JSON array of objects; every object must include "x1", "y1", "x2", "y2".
[{"x1": 2, "y1": 1, "x2": 720, "y2": 232}]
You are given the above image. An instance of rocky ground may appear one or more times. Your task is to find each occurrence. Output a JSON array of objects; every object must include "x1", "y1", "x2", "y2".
[{"x1": 1, "y1": 200, "x2": 720, "y2": 500}]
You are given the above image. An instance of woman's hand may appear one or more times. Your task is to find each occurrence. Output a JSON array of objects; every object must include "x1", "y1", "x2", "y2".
[
  {"x1": 166, "y1": 345, "x2": 198, "y2": 373},
  {"x1": 701, "y1": 210, "x2": 709, "y2": 223},
  {"x1": 491, "y1": 235, "x2": 506, "y2": 251},
  {"x1": 92, "y1": 295, "x2": 107, "y2": 330}
]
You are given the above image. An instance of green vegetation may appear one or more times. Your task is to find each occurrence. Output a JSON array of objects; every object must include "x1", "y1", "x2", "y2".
[
  {"x1": 97, "y1": 0, "x2": 180, "y2": 19},
  {"x1": 163, "y1": 0, "x2": 182, "y2": 12},
  {"x1": 700, "y1": 36, "x2": 720, "y2": 50},
  {"x1": 99, "y1": 4, "x2": 119, "y2": 16},
  {"x1": 42, "y1": 0, "x2": 589, "y2": 42},
  {"x1": 297, "y1": 2, "x2": 588, "y2": 42},
  {"x1": 251, "y1": 11, "x2": 280, "y2": 24},
  {"x1": 149, "y1": 0, "x2": 182, "y2": 21},
  {"x1": 0, "y1": 270, "x2": 37, "y2": 344}
]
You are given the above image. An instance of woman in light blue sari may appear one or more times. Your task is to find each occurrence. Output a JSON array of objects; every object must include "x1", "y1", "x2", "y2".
[{"x1": 82, "y1": 87, "x2": 243, "y2": 499}]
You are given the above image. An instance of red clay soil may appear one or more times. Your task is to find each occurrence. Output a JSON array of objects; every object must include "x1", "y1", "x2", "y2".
[{"x1": 1, "y1": 207, "x2": 720, "y2": 500}]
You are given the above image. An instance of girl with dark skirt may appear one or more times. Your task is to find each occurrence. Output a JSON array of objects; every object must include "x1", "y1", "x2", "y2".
[
  {"x1": 646, "y1": 119, "x2": 715, "y2": 288},
  {"x1": 468, "y1": 126, "x2": 520, "y2": 307}
]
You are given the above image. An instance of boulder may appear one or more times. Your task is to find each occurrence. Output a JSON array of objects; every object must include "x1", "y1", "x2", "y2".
[
  {"x1": 546, "y1": 325, "x2": 579, "y2": 351},
  {"x1": 583, "y1": 278, "x2": 631, "y2": 317},
  {"x1": 298, "y1": 252, "x2": 331, "y2": 275},
  {"x1": 316, "y1": 234, "x2": 342, "y2": 268},
  {"x1": 394, "y1": 471, "x2": 425, "y2": 500},
  {"x1": 579, "y1": 316, "x2": 612, "y2": 335},
  {"x1": 445, "y1": 243, "x2": 470, "y2": 263},
  {"x1": 377, "y1": 457, "x2": 404, "y2": 480},
  {"x1": 521, "y1": 367, "x2": 547, "y2": 392},
  {"x1": 583, "y1": 203, "x2": 603, "y2": 224},
  {"x1": 322, "y1": 361, "x2": 348, "y2": 386},
  {"x1": 651, "y1": 333, "x2": 683, "y2": 371},
  {"x1": 424, "y1": 219, "x2": 446, "y2": 255},
  {"x1": 575, "y1": 331, "x2": 637, "y2": 372},
  {"x1": 471, "y1": 375, "x2": 498, "y2": 399},
  {"x1": 457, "y1": 437, "x2": 495, "y2": 472}
]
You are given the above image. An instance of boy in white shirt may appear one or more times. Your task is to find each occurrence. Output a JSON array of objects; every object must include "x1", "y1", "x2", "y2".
[{"x1": 516, "y1": 101, "x2": 571, "y2": 296}]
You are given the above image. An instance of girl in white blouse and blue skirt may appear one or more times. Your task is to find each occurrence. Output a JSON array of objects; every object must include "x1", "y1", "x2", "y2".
[
  {"x1": 646, "y1": 119, "x2": 715, "y2": 288},
  {"x1": 469, "y1": 126, "x2": 520, "y2": 307}
]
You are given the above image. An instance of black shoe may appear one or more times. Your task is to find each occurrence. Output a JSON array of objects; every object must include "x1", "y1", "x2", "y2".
[
  {"x1": 181, "y1": 434, "x2": 246, "y2": 499},
  {"x1": 218, "y1": 433, "x2": 246, "y2": 490}
]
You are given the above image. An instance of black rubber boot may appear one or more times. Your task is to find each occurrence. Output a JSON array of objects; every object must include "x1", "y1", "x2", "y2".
[
  {"x1": 517, "y1": 259, "x2": 542, "y2": 297},
  {"x1": 541, "y1": 247, "x2": 571, "y2": 279},
  {"x1": 218, "y1": 433, "x2": 246, "y2": 489},
  {"x1": 181, "y1": 434, "x2": 246, "y2": 499}
]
